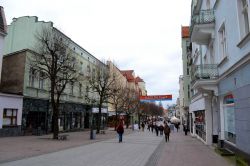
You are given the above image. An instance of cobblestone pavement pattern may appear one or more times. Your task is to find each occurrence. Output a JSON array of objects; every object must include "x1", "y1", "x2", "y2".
[
  {"x1": 156, "y1": 131, "x2": 233, "y2": 166},
  {"x1": 0, "y1": 129, "x2": 233, "y2": 166},
  {"x1": 0, "y1": 131, "x2": 162, "y2": 166}
]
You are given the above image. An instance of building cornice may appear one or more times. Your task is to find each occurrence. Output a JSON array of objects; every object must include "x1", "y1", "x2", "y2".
[{"x1": 218, "y1": 53, "x2": 250, "y2": 82}]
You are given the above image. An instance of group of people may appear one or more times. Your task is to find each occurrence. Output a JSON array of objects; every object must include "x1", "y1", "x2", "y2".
[
  {"x1": 146, "y1": 121, "x2": 171, "y2": 142},
  {"x1": 116, "y1": 120, "x2": 186, "y2": 143}
]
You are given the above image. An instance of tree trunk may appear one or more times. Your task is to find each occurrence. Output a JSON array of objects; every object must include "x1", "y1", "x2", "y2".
[
  {"x1": 51, "y1": 78, "x2": 59, "y2": 139},
  {"x1": 97, "y1": 104, "x2": 102, "y2": 134},
  {"x1": 114, "y1": 107, "x2": 118, "y2": 130},
  {"x1": 126, "y1": 114, "x2": 130, "y2": 129}
]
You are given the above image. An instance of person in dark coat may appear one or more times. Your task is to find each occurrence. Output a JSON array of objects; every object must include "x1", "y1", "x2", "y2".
[
  {"x1": 175, "y1": 122, "x2": 180, "y2": 132},
  {"x1": 116, "y1": 122, "x2": 124, "y2": 143},
  {"x1": 184, "y1": 124, "x2": 188, "y2": 135},
  {"x1": 164, "y1": 124, "x2": 171, "y2": 142},
  {"x1": 141, "y1": 122, "x2": 145, "y2": 132},
  {"x1": 159, "y1": 125, "x2": 164, "y2": 136},
  {"x1": 155, "y1": 124, "x2": 159, "y2": 136}
]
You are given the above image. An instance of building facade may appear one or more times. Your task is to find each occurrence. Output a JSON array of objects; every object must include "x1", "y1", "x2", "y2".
[
  {"x1": 180, "y1": 26, "x2": 192, "y2": 128},
  {"x1": 1, "y1": 16, "x2": 107, "y2": 135},
  {"x1": 188, "y1": 0, "x2": 250, "y2": 160},
  {"x1": 215, "y1": 0, "x2": 250, "y2": 159},
  {"x1": 0, "y1": 6, "x2": 23, "y2": 137}
]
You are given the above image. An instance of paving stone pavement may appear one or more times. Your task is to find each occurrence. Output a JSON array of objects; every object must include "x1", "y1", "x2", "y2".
[
  {"x1": 0, "y1": 131, "x2": 163, "y2": 166},
  {"x1": 0, "y1": 129, "x2": 133, "y2": 163},
  {"x1": 156, "y1": 131, "x2": 234, "y2": 166},
  {"x1": 0, "y1": 130, "x2": 234, "y2": 166}
]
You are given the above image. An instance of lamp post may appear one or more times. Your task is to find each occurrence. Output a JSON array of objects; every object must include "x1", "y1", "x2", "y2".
[{"x1": 86, "y1": 93, "x2": 95, "y2": 140}]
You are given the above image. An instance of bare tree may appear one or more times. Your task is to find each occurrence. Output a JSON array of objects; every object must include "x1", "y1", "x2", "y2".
[
  {"x1": 121, "y1": 88, "x2": 140, "y2": 128},
  {"x1": 87, "y1": 61, "x2": 115, "y2": 133},
  {"x1": 31, "y1": 27, "x2": 80, "y2": 139},
  {"x1": 141, "y1": 102, "x2": 164, "y2": 118},
  {"x1": 109, "y1": 83, "x2": 125, "y2": 129}
]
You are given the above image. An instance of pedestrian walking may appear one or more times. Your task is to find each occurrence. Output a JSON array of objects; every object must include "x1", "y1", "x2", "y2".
[
  {"x1": 184, "y1": 124, "x2": 188, "y2": 136},
  {"x1": 141, "y1": 122, "x2": 145, "y2": 132},
  {"x1": 116, "y1": 122, "x2": 124, "y2": 143},
  {"x1": 159, "y1": 125, "x2": 164, "y2": 136},
  {"x1": 164, "y1": 124, "x2": 171, "y2": 142},
  {"x1": 155, "y1": 124, "x2": 159, "y2": 136},
  {"x1": 147, "y1": 122, "x2": 150, "y2": 131},
  {"x1": 175, "y1": 122, "x2": 180, "y2": 132},
  {"x1": 151, "y1": 122, "x2": 154, "y2": 133}
]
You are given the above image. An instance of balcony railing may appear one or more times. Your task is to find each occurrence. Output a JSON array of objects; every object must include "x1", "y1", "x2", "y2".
[
  {"x1": 190, "y1": 9, "x2": 215, "y2": 36},
  {"x1": 191, "y1": 64, "x2": 218, "y2": 83}
]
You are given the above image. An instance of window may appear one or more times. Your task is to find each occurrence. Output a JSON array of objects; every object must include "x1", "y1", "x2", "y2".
[
  {"x1": 29, "y1": 67, "x2": 36, "y2": 87},
  {"x1": 39, "y1": 72, "x2": 45, "y2": 89},
  {"x1": 86, "y1": 86, "x2": 89, "y2": 93},
  {"x1": 237, "y1": 0, "x2": 250, "y2": 47},
  {"x1": 223, "y1": 94, "x2": 236, "y2": 144},
  {"x1": 242, "y1": 0, "x2": 250, "y2": 34},
  {"x1": 70, "y1": 82, "x2": 74, "y2": 95},
  {"x1": 87, "y1": 65, "x2": 91, "y2": 73},
  {"x1": 187, "y1": 68, "x2": 190, "y2": 75},
  {"x1": 218, "y1": 23, "x2": 227, "y2": 61},
  {"x1": 3, "y1": 109, "x2": 18, "y2": 126},
  {"x1": 79, "y1": 83, "x2": 82, "y2": 97},
  {"x1": 79, "y1": 62, "x2": 84, "y2": 74}
]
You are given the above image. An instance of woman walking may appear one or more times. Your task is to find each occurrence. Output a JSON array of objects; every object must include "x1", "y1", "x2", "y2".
[{"x1": 116, "y1": 122, "x2": 124, "y2": 143}]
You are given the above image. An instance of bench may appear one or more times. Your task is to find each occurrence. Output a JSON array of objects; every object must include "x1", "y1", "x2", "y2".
[
  {"x1": 57, "y1": 134, "x2": 69, "y2": 140},
  {"x1": 100, "y1": 130, "x2": 105, "y2": 134}
]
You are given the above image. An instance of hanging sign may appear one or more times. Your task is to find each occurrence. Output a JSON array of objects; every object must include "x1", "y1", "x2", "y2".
[{"x1": 140, "y1": 95, "x2": 172, "y2": 101}]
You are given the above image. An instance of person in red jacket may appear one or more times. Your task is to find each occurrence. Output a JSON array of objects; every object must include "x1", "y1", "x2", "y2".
[{"x1": 116, "y1": 122, "x2": 124, "y2": 143}]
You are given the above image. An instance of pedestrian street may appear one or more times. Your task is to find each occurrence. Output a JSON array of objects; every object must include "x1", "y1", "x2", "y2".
[{"x1": 0, "y1": 131, "x2": 163, "y2": 166}]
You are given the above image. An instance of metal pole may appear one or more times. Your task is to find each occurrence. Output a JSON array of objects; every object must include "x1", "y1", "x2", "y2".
[{"x1": 90, "y1": 105, "x2": 94, "y2": 140}]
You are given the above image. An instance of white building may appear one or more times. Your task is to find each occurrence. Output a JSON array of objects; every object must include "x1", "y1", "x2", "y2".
[
  {"x1": 215, "y1": 0, "x2": 250, "y2": 159},
  {"x1": 189, "y1": 0, "x2": 250, "y2": 161},
  {"x1": 0, "y1": 6, "x2": 23, "y2": 136},
  {"x1": 189, "y1": 0, "x2": 219, "y2": 145}
]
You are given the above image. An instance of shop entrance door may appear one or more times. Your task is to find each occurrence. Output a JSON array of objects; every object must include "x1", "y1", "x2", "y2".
[{"x1": 26, "y1": 111, "x2": 46, "y2": 135}]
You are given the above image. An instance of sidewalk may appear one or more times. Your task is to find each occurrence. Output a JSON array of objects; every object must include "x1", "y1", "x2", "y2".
[
  {"x1": 0, "y1": 130, "x2": 163, "y2": 166},
  {"x1": 0, "y1": 129, "x2": 235, "y2": 166},
  {"x1": 0, "y1": 128, "x2": 132, "y2": 164},
  {"x1": 156, "y1": 131, "x2": 234, "y2": 166}
]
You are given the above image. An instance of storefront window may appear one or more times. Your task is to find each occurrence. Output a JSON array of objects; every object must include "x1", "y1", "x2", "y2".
[
  {"x1": 194, "y1": 110, "x2": 206, "y2": 141},
  {"x1": 223, "y1": 94, "x2": 236, "y2": 144}
]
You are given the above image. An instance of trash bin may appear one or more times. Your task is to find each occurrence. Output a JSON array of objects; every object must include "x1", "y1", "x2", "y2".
[
  {"x1": 90, "y1": 129, "x2": 96, "y2": 140},
  {"x1": 93, "y1": 130, "x2": 96, "y2": 139}
]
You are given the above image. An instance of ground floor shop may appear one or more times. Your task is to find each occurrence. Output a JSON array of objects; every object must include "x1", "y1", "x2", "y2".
[
  {"x1": 218, "y1": 62, "x2": 250, "y2": 161},
  {"x1": 189, "y1": 93, "x2": 219, "y2": 145},
  {"x1": 0, "y1": 93, "x2": 23, "y2": 137},
  {"x1": 22, "y1": 98, "x2": 90, "y2": 135}
]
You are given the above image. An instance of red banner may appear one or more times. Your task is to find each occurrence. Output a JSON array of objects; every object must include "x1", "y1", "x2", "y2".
[{"x1": 140, "y1": 95, "x2": 172, "y2": 100}]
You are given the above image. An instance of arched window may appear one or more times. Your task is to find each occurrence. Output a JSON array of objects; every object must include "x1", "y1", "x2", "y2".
[{"x1": 223, "y1": 93, "x2": 236, "y2": 143}]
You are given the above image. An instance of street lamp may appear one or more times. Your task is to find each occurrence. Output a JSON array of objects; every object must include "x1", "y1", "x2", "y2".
[{"x1": 85, "y1": 94, "x2": 95, "y2": 140}]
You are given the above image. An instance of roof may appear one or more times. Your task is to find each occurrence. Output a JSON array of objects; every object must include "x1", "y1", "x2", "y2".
[
  {"x1": 0, "y1": 6, "x2": 7, "y2": 34},
  {"x1": 135, "y1": 76, "x2": 144, "y2": 83},
  {"x1": 181, "y1": 26, "x2": 189, "y2": 38},
  {"x1": 120, "y1": 70, "x2": 135, "y2": 82}
]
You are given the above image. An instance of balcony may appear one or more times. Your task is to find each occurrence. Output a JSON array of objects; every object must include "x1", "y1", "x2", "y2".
[
  {"x1": 190, "y1": 10, "x2": 215, "y2": 44},
  {"x1": 191, "y1": 64, "x2": 219, "y2": 95}
]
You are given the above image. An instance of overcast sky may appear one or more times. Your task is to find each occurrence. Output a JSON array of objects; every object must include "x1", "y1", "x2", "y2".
[{"x1": 2, "y1": 0, "x2": 191, "y2": 107}]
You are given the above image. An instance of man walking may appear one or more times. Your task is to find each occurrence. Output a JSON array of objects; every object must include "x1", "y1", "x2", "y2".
[{"x1": 164, "y1": 123, "x2": 171, "y2": 142}]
